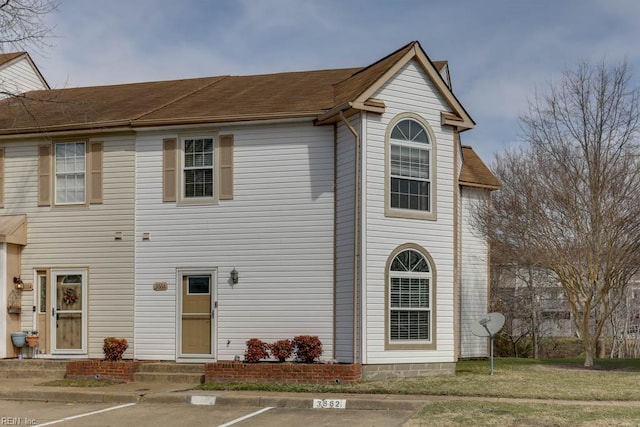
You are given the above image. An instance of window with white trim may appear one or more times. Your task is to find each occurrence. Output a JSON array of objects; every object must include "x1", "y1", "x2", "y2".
[
  {"x1": 183, "y1": 137, "x2": 214, "y2": 199},
  {"x1": 388, "y1": 248, "x2": 432, "y2": 342},
  {"x1": 389, "y1": 119, "x2": 431, "y2": 212},
  {"x1": 55, "y1": 142, "x2": 86, "y2": 204}
]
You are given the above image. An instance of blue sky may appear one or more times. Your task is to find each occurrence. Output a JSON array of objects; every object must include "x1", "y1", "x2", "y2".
[{"x1": 32, "y1": 0, "x2": 640, "y2": 162}]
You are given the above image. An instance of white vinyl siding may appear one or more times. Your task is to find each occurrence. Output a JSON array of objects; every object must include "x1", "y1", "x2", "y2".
[
  {"x1": 363, "y1": 60, "x2": 457, "y2": 364},
  {"x1": 0, "y1": 56, "x2": 47, "y2": 98},
  {"x1": 459, "y1": 187, "x2": 490, "y2": 357},
  {"x1": 335, "y1": 117, "x2": 359, "y2": 362},
  {"x1": 135, "y1": 122, "x2": 335, "y2": 361},
  {"x1": 0, "y1": 136, "x2": 135, "y2": 358}
]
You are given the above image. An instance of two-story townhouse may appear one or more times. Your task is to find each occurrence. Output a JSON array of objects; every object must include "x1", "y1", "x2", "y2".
[{"x1": 0, "y1": 41, "x2": 498, "y2": 378}]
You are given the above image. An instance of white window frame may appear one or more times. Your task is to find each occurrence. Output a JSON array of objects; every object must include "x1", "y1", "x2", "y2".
[
  {"x1": 385, "y1": 244, "x2": 437, "y2": 350},
  {"x1": 54, "y1": 141, "x2": 86, "y2": 205},
  {"x1": 385, "y1": 113, "x2": 437, "y2": 220},
  {"x1": 178, "y1": 133, "x2": 218, "y2": 205}
]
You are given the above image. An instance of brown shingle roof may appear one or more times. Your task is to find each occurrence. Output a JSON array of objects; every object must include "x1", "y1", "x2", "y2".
[
  {"x1": 333, "y1": 42, "x2": 415, "y2": 105},
  {"x1": 136, "y1": 68, "x2": 360, "y2": 126},
  {"x1": 0, "y1": 41, "x2": 464, "y2": 135},
  {"x1": 0, "y1": 52, "x2": 25, "y2": 67},
  {"x1": 460, "y1": 145, "x2": 500, "y2": 190},
  {"x1": 0, "y1": 77, "x2": 229, "y2": 132}
]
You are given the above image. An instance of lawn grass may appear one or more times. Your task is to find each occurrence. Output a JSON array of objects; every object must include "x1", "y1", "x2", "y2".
[
  {"x1": 41, "y1": 378, "x2": 124, "y2": 387},
  {"x1": 408, "y1": 401, "x2": 640, "y2": 427},
  {"x1": 198, "y1": 357, "x2": 640, "y2": 401}
]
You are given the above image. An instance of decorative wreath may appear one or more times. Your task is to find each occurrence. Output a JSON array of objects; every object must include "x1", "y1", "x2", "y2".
[{"x1": 62, "y1": 287, "x2": 78, "y2": 305}]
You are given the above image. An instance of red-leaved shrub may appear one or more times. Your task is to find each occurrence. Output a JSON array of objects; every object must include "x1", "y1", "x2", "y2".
[
  {"x1": 269, "y1": 339, "x2": 294, "y2": 362},
  {"x1": 103, "y1": 337, "x2": 128, "y2": 361},
  {"x1": 293, "y1": 335, "x2": 323, "y2": 363},
  {"x1": 245, "y1": 338, "x2": 269, "y2": 363}
]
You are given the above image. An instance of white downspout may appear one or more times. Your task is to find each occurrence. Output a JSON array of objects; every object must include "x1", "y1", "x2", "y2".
[{"x1": 339, "y1": 111, "x2": 361, "y2": 364}]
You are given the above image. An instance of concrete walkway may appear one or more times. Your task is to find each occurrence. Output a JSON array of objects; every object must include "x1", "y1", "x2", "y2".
[{"x1": 1, "y1": 377, "x2": 640, "y2": 410}]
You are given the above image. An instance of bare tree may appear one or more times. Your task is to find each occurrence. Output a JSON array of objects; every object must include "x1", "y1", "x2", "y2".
[
  {"x1": 0, "y1": 0, "x2": 57, "y2": 52},
  {"x1": 480, "y1": 60, "x2": 640, "y2": 367}
]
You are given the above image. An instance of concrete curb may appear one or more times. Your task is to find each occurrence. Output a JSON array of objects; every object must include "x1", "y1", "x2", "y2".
[
  {"x1": 0, "y1": 389, "x2": 139, "y2": 404},
  {"x1": 6, "y1": 387, "x2": 640, "y2": 411},
  {"x1": 141, "y1": 391, "x2": 427, "y2": 410},
  {"x1": 0, "y1": 387, "x2": 428, "y2": 411}
]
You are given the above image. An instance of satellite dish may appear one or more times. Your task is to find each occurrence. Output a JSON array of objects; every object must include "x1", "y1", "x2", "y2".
[
  {"x1": 471, "y1": 312, "x2": 505, "y2": 338},
  {"x1": 471, "y1": 312, "x2": 505, "y2": 376}
]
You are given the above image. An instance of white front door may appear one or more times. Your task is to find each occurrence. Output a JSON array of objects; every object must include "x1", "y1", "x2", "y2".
[
  {"x1": 50, "y1": 269, "x2": 87, "y2": 354},
  {"x1": 178, "y1": 270, "x2": 216, "y2": 359}
]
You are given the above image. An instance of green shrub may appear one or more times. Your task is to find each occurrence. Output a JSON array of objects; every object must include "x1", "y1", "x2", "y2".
[{"x1": 494, "y1": 334, "x2": 532, "y2": 358}]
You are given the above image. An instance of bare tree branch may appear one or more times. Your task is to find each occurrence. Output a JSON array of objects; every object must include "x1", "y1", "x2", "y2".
[
  {"x1": 477, "y1": 59, "x2": 640, "y2": 367},
  {"x1": 0, "y1": 0, "x2": 57, "y2": 52}
]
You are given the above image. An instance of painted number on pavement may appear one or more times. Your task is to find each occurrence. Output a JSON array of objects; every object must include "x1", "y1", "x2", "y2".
[{"x1": 313, "y1": 399, "x2": 346, "y2": 409}]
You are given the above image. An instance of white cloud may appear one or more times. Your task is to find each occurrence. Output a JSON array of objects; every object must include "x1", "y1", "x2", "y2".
[{"x1": 24, "y1": 0, "x2": 640, "y2": 159}]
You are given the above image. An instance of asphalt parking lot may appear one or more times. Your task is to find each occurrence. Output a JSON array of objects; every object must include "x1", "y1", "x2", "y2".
[{"x1": 0, "y1": 400, "x2": 418, "y2": 426}]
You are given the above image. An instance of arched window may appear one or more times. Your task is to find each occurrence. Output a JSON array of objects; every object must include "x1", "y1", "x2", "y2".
[
  {"x1": 389, "y1": 118, "x2": 431, "y2": 212},
  {"x1": 386, "y1": 245, "x2": 435, "y2": 349}
]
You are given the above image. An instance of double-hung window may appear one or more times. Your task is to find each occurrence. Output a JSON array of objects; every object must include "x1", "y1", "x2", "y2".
[
  {"x1": 386, "y1": 245, "x2": 436, "y2": 350},
  {"x1": 55, "y1": 142, "x2": 86, "y2": 205},
  {"x1": 183, "y1": 137, "x2": 214, "y2": 199},
  {"x1": 386, "y1": 114, "x2": 436, "y2": 220},
  {"x1": 163, "y1": 133, "x2": 233, "y2": 205}
]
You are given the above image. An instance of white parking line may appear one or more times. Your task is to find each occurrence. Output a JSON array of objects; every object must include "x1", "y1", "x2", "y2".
[
  {"x1": 217, "y1": 407, "x2": 274, "y2": 427},
  {"x1": 37, "y1": 402, "x2": 137, "y2": 426}
]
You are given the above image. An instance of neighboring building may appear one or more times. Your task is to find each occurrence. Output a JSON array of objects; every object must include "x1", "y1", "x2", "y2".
[
  {"x1": 0, "y1": 41, "x2": 498, "y2": 378},
  {"x1": 0, "y1": 52, "x2": 49, "y2": 97},
  {"x1": 494, "y1": 267, "x2": 640, "y2": 342}
]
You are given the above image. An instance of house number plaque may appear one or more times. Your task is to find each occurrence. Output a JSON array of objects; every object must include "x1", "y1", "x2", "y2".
[
  {"x1": 313, "y1": 398, "x2": 346, "y2": 409},
  {"x1": 153, "y1": 282, "x2": 168, "y2": 291}
]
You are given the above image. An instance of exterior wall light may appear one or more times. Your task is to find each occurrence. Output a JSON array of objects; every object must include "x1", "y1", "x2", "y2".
[
  {"x1": 230, "y1": 268, "x2": 239, "y2": 284},
  {"x1": 13, "y1": 276, "x2": 24, "y2": 290}
]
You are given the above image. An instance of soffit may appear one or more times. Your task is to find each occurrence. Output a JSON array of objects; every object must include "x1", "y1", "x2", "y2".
[{"x1": 0, "y1": 214, "x2": 27, "y2": 246}]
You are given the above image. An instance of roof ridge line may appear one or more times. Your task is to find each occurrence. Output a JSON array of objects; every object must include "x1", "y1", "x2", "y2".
[
  {"x1": 131, "y1": 75, "x2": 230, "y2": 122},
  {"x1": 332, "y1": 41, "x2": 417, "y2": 87}
]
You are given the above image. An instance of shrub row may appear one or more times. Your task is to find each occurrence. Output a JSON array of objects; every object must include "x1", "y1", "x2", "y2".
[{"x1": 245, "y1": 335, "x2": 322, "y2": 363}]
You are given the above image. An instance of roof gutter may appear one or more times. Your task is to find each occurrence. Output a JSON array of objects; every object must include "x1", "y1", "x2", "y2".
[
  {"x1": 459, "y1": 181, "x2": 501, "y2": 191},
  {"x1": 130, "y1": 111, "x2": 322, "y2": 128},
  {"x1": 339, "y1": 110, "x2": 361, "y2": 364},
  {"x1": 0, "y1": 113, "x2": 321, "y2": 139},
  {"x1": 0, "y1": 126, "x2": 134, "y2": 140}
]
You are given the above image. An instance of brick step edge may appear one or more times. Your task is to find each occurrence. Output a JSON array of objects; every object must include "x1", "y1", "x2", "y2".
[
  {"x1": 136, "y1": 363, "x2": 205, "y2": 374},
  {"x1": 133, "y1": 372, "x2": 205, "y2": 384}
]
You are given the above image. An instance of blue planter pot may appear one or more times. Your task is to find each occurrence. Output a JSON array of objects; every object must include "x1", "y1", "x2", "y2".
[{"x1": 10, "y1": 332, "x2": 27, "y2": 348}]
